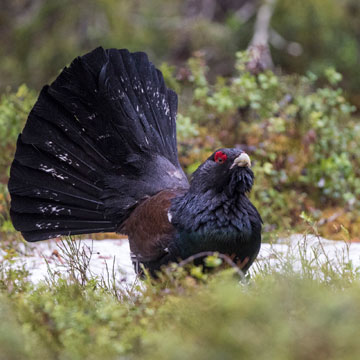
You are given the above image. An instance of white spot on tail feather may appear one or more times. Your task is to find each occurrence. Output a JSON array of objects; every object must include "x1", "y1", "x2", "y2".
[
  {"x1": 38, "y1": 205, "x2": 66, "y2": 215},
  {"x1": 57, "y1": 153, "x2": 73, "y2": 165},
  {"x1": 39, "y1": 164, "x2": 68, "y2": 180},
  {"x1": 35, "y1": 222, "x2": 55, "y2": 230}
]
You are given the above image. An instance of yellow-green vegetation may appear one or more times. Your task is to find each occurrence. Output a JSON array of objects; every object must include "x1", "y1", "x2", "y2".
[
  {"x1": 0, "y1": 234, "x2": 360, "y2": 360},
  {"x1": 0, "y1": 85, "x2": 36, "y2": 180},
  {"x1": 0, "y1": 85, "x2": 36, "y2": 239}
]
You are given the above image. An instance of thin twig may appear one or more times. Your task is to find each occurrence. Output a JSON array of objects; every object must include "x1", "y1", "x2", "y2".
[
  {"x1": 247, "y1": 0, "x2": 277, "y2": 73},
  {"x1": 250, "y1": 0, "x2": 276, "y2": 47},
  {"x1": 235, "y1": 1, "x2": 257, "y2": 23}
]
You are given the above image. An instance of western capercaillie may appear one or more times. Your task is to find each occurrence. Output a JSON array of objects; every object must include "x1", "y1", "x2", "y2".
[{"x1": 8, "y1": 47, "x2": 262, "y2": 275}]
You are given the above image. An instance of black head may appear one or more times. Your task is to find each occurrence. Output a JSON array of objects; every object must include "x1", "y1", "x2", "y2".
[{"x1": 189, "y1": 148, "x2": 254, "y2": 196}]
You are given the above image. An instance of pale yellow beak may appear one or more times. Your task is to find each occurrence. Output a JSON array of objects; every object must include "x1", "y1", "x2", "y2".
[{"x1": 230, "y1": 153, "x2": 251, "y2": 169}]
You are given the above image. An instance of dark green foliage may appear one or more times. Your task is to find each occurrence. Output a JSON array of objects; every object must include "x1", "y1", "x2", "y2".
[
  {"x1": 0, "y1": 86, "x2": 36, "y2": 237},
  {"x1": 272, "y1": 0, "x2": 360, "y2": 97},
  {"x1": 0, "y1": 85, "x2": 36, "y2": 180},
  {"x1": 173, "y1": 52, "x2": 359, "y2": 237}
]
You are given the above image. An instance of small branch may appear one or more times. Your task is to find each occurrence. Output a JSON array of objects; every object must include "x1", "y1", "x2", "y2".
[
  {"x1": 269, "y1": 28, "x2": 303, "y2": 56},
  {"x1": 235, "y1": 1, "x2": 257, "y2": 23},
  {"x1": 318, "y1": 210, "x2": 345, "y2": 227},
  {"x1": 184, "y1": 0, "x2": 217, "y2": 20},
  {"x1": 199, "y1": 0, "x2": 217, "y2": 20},
  {"x1": 247, "y1": 0, "x2": 277, "y2": 73},
  {"x1": 250, "y1": 0, "x2": 276, "y2": 47}
]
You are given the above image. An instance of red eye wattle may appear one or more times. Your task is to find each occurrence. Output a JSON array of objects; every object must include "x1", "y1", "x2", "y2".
[{"x1": 214, "y1": 151, "x2": 227, "y2": 164}]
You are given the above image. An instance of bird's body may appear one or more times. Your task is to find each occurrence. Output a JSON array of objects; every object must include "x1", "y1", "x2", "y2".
[{"x1": 8, "y1": 47, "x2": 262, "y2": 275}]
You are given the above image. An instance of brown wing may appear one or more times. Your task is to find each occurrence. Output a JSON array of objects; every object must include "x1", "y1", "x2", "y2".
[{"x1": 120, "y1": 189, "x2": 183, "y2": 263}]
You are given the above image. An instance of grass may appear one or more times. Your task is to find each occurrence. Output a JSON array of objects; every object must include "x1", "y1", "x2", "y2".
[{"x1": 0, "y1": 231, "x2": 359, "y2": 359}]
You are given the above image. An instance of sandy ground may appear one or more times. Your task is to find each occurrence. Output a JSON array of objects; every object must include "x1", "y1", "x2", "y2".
[{"x1": 1, "y1": 235, "x2": 359, "y2": 284}]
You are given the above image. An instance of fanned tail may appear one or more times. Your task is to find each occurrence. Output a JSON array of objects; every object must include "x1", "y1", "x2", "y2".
[{"x1": 9, "y1": 47, "x2": 188, "y2": 242}]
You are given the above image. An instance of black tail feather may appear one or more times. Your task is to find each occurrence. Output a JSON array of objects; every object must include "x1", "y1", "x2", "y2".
[
  {"x1": 10, "y1": 212, "x2": 113, "y2": 233},
  {"x1": 10, "y1": 195, "x2": 104, "y2": 219},
  {"x1": 20, "y1": 228, "x2": 114, "y2": 242},
  {"x1": 9, "y1": 47, "x2": 188, "y2": 242},
  {"x1": 12, "y1": 140, "x2": 103, "y2": 195},
  {"x1": 29, "y1": 90, "x2": 112, "y2": 169},
  {"x1": 10, "y1": 161, "x2": 101, "y2": 204},
  {"x1": 11, "y1": 210, "x2": 116, "y2": 241}
]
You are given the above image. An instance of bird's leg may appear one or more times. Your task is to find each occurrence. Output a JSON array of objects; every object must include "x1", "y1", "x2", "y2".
[{"x1": 237, "y1": 257, "x2": 249, "y2": 270}]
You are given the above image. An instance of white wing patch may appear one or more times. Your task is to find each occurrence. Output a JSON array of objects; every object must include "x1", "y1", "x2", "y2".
[{"x1": 167, "y1": 210, "x2": 172, "y2": 223}]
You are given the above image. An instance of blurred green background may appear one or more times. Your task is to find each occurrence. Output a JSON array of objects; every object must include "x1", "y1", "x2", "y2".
[
  {"x1": 1, "y1": 0, "x2": 360, "y2": 101},
  {"x1": 1, "y1": 0, "x2": 360, "y2": 240}
]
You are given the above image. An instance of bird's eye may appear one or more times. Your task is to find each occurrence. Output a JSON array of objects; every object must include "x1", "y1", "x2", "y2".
[{"x1": 214, "y1": 151, "x2": 227, "y2": 164}]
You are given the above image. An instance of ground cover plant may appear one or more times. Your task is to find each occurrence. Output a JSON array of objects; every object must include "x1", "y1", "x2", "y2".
[{"x1": 0, "y1": 231, "x2": 360, "y2": 360}]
